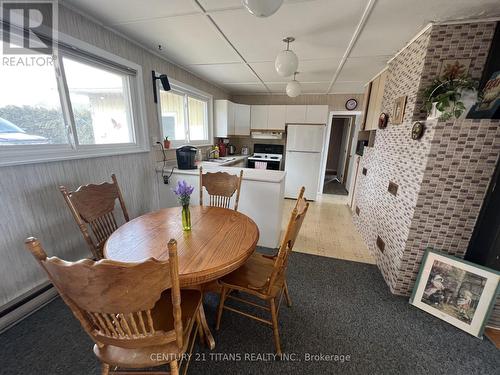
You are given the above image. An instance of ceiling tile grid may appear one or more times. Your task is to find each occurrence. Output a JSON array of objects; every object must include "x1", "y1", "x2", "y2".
[{"x1": 63, "y1": 0, "x2": 500, "y2": 95}]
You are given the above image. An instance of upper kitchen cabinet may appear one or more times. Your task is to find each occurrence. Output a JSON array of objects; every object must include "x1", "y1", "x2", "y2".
[
  {"x1": 285, "y1": 105, "x2": 328, "y2": 124},
  {"x1": 234, "y1": 103, "x2": 251, "y2": 135},
  {"x1": 215, "y1": 100, "x2": 234, "y2": 137},
  {"x1": 215, "y1": 100, "x2": 250, "y2": 136},
  {"x1": 363, "y1": 69, "x2": 387, "y2": 131},
  {"x1": 305, "y1": 105, "x2": 329, "y2": 124},
  {"x1": 285, "y1": 105, "x2": 306, "y2": 123},
  {"x1": 267, "y1": 105, "x2": 286, "y2": 130},
  {"x1": 250, "y1": 105, "x2": 269, "y2": 130}
]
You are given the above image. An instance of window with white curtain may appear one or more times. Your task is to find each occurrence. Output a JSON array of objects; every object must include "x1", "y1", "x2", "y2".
[{"x1": 158, "y1": 80, "x2": 212, "y2": 147}]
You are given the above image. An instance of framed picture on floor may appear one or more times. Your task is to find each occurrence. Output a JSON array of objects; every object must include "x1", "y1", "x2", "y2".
[{"x1": 410, "y1": 249, "x2": 500, "y2": 338}]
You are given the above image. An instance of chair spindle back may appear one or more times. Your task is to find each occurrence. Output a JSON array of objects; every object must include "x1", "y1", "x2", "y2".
[
  {"x1": 199, "y1": 167, "x2": 243, "y2": 211},
  {"x1": 24, "y1": 237, "x2": 184, "y2": 350},
  {"x1": 60, "y1": 174, "x2": 129, "y2": 259},
  {"x1": 267, "y1": 187, "x2": 309, "y2": 293}
]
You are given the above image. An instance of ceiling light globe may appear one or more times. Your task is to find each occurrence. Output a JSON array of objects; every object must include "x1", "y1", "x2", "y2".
[
  {"x1": 275, "y1": 50, "x2": 299, "y2": 77},
  {"x1": 242, "y1": 0, "x2": 284, "y2": 17},
  {"x1": 286, "y1": 80, "x2": 302, "y2": 98}
]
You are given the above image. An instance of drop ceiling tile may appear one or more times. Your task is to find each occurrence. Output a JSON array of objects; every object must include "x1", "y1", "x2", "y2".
[
  {"x1": 330, "y1": 81, "x2": 365, "y2": 94},
  {"x1": 187, "y1": 63, "x2": 259, "y2": 84},
  {"x1": 350, "y1": 0, "x2": 500, "y2": 58},
  {"x1": 198, "y1": 0, "x2": 242, "y2": 12},
  {"x1": 210, "y1": 0, "x2": 366, "y2": 62},
  {"x1": 199, "y1": 0, "x2": 318, "y2": 12},
  {"x1": 223, "y1": 83, "x2": 269, "y2": 94},
  {"x1": 250, "y1": 59, "x2": 339, "y2": 83},
  {"x1": 336, "y1": 56, "x2": 390, "y2": 82},
  {"x1": 64, "y1": 0, "x2": 200, "y2": 25},
  {"x1": 114, "y1": 14, "x2": 241, "y2": 65},
  {"x1": 265, "y1": 82, "x2": 330, "y2": 94}
]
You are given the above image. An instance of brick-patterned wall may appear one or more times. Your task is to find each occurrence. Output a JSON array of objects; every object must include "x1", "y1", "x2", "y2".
[
  {"x1": 353, "y1": 21, "x2": 500, "y2": 326},
  {"x1": 353, "y1": 29, "x2": 433, "y2": 292}
]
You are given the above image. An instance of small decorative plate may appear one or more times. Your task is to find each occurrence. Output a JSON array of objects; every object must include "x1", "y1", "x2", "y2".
[
  {"x1": 411, "y1": 121, "x2": 425, "y2": 140},
  {"x1": 345, "y1": 98, "x2": 358, "y2": 110},
  {"x1": 378, "y1": 112, "x2": 389, "y2": 129}
]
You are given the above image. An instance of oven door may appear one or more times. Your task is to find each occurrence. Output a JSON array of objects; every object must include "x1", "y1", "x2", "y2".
[{"x1": 247, "y1": 158, "x2": 281, "y2": 170}]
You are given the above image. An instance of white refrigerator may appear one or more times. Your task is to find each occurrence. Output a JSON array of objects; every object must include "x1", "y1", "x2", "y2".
[{"x1": 285, "y1": 124, "x2": 325, "y2": 201}]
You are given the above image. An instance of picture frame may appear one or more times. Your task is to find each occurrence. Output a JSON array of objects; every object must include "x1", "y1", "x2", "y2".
[
  {"x1": 392, "y1": 96, "x2": 406, "y2": 124},
  {"x1": 467, "y1": 23, "x2": 500, "y2": 119},
  {"x1": 410, "y1": 249, "x2": 500, "y2": 338},
  {"x1": 438, "y1": 58, "x2": 471, "y2": 79}
]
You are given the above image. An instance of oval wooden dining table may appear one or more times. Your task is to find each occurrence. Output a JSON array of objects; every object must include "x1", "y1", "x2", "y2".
[{"x1": 103, "y1": 205, "x2": 260, "y2": 349}]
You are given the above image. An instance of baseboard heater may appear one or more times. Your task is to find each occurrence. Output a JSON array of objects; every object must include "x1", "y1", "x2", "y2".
[{"x1": 0, "y1": 282, "x2": 58, "y2": 334}]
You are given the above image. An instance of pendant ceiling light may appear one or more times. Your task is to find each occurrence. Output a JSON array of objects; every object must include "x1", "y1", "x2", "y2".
[
  {"x1": 242, "y1": 0, "x2": 283, "y2": 17},
  {"x1": 274, "y1": 36, "x2": 299, "y2": 77},
  {"x1": 275, "y1": 37, "x2": 299, "y2": 77},
  {"x1": 286, "y1": 72, "x2": 301, "y2": 98}
]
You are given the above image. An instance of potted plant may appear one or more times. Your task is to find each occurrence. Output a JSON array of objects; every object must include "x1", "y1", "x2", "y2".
[
  {"x1": 163, "y1": 136, "x2": 171, "y2": 149},
  {"x1": 423, "y1": 70, "x2": 478, "y2": 121}
]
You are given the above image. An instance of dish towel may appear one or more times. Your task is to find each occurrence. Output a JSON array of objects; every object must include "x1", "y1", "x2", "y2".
[{"x1": 255, "y1": 161, "x2": 267, "y2": 170}]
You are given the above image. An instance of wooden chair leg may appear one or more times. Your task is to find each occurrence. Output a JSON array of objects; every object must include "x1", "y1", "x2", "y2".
[
  {"x1": 284, "y1": 280, "x2": 292, "y2": 307},
  {"x1": 216, "y1": 286, "x2": 228, "y2": 331},
  {"x1": 170, "y1": 359, "x2": 179, "y2": 375},
  {"x1": 269, "y1": 298, "x2": 282, "y2": 355},
  {"x1": 101, "y1": 363, "x2": 110, "y2": 375}
]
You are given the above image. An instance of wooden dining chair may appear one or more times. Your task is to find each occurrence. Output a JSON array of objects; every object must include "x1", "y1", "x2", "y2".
[
  {"x1": 25, "y1": 237, "x2": 210, "y2": 375},
  {"x1": 215, "y1": 187, "x2": 309, "y2": 355},
  {"x1": 199, "y1": 167, "x2": 243, "y2": 211},
  {"x1": 60, "y1": 174, "x2": 130, "y2": 259}
]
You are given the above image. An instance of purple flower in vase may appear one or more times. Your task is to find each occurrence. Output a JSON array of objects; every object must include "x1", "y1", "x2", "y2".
[{"x1": 173, "y1": 180, "x2": 194, "y2": 206}]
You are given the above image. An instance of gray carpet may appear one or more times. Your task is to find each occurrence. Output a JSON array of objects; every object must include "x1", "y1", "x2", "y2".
[{"x1": 1, "y1": 249, "x2": 499, "y2": 375}]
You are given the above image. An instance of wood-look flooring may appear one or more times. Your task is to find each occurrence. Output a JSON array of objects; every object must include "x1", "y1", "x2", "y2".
[{"x1": 282, "y1": 194, "x2": 375, "y2": 264}]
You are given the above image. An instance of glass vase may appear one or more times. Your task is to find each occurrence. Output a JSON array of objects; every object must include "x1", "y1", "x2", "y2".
[{"x1": 181, "y1": 204, "x2": 191, "y2": 231}]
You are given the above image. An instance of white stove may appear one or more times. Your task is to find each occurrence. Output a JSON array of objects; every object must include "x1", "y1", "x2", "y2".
[{"x1": 247, "y1": 144, "x2": 284, "y2": 170}]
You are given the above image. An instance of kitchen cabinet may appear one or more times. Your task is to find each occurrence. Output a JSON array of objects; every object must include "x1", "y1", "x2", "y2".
[
  {"x1": 250, "y1": 105, "x2": 268, "y2": 130},
  {"x1": 285, "y1": 105, "x2": 306, "y2": 123},
  {"x1": 234, "y1": 103, "x2": 251, "y2": 135},
  {"x1": 215, "y1": 100, "x2": 234, "y2": 137},
  {"x1": 267, "y1": 105, "x2": 286, "y2": 130},
  {"x1": 305, "y1": 105, "x2": 328, "y2": 124},
  {"x1": 215, "y1": 100, "x2": 250, "y2": 136},
  {"x1": 363, "y1": 69, "x2": 387, "y2": 130}
]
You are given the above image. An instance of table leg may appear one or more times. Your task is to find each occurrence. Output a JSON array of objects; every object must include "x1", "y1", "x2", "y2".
[{"x1": 198, "y1": 303, "x2": 215, "y2": 350}]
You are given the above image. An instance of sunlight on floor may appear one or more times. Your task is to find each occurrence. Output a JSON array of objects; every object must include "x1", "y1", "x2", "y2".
[{"x1": 282, "y1": 194, "x2": 376, "y2": 264}]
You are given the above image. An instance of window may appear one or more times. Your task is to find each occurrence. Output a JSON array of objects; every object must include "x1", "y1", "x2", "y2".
[
  {"x1": 0, "y1": 32, "x2": 148, "y2": 166},
  {"x1": 0, "y1": 43, "x2": 65, "y2": 145},
  {"x1": 158, "y1": 80, "x2": 211, "y2": 147}
]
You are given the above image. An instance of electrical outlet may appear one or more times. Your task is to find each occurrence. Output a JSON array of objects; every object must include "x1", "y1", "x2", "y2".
[
  {"x1": 151, "y1": 136, "x2": 159, "y2": 145},
  {"x1": 163, "y1": 175, "x2": 169, "y2": 184}
]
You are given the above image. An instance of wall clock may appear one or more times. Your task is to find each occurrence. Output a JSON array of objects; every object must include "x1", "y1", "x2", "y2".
[
  {"x1": 378, "y1": 112, "x2": 389, "y2": 129},
  {"x1": 411, "y1": 121, "x2": 425, "y2": 140},
  {"x1": 345, "y1": 98, "x2": 358, "y2": 110}
]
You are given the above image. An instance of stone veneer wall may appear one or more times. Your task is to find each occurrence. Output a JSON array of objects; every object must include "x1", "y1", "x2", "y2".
[
  {"x1": 353, "y1": 21, "x2": 499, "y2": 327},
  {"x1": 353, "y1": 28, "x2": 433, "y2": 290}
]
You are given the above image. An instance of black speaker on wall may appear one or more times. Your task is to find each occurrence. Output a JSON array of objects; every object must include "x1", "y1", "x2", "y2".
[{"x1": 152, "y1": 70, "x2": 171, "y2": 103}]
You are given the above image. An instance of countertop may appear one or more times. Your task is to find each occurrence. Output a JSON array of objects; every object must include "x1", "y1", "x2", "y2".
[
  {"x1": 202, "y1": 154, "x2": 249, "y2": 166},
  {"x1": 155, "y1": 156, "x2": 286, "y2": 184}
]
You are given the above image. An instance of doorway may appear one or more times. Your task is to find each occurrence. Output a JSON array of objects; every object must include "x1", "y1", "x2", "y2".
[{"x1": 322, "y1": 116, "x2": 354, "y2": 195}]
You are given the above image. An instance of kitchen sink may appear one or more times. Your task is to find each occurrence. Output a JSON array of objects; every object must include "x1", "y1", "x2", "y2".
[{"x1": 207, "y1": 157, "x2": 235, "y2": 163}]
